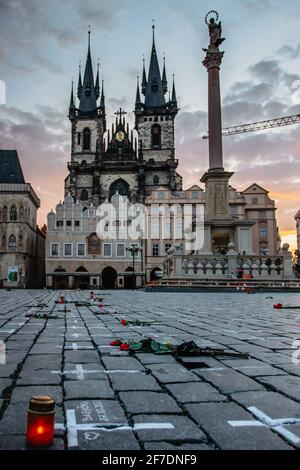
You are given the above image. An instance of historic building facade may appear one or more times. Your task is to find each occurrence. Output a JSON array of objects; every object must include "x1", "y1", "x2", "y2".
[
  {"x1": 0, "y1": 150, "x2": 46, "y2": 288},
  {"x1": 46, "y1": 27, "x2": 280, "y2": 288}
]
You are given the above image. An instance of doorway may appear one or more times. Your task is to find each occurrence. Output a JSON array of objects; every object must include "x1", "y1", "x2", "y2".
[{"x1": 102, "y1": 267, "x2": 117, "y2": 289}]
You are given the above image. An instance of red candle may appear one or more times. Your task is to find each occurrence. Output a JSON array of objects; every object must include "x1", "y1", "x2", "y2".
[{"x1": 27, "y1": 395, "x2": 55, "y2": 447}]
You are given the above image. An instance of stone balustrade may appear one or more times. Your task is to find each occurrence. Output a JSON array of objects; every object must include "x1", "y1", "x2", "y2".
[{"x1": 163, "y1": 243, "x2": 294, "y2": 281}]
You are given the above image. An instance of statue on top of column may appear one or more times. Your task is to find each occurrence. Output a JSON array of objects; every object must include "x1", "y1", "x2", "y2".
[{"x1": 204, "y1": 11, "x2": 225, "y2": 51}]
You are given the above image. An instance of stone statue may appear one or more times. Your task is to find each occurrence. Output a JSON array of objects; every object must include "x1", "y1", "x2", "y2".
[
  {"x1": 203, "y1": 12, "x2": 225, "y2": 51},
  {"x1": 209, "y1": 18, "x2": 225, "y2": 48}
]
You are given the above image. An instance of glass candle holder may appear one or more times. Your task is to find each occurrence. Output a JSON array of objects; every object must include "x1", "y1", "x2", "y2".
[{"x1": 27, "y1": 395, "x2": 55, "y2": 447}]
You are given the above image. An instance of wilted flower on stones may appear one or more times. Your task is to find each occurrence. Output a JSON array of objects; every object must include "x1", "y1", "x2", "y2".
[
  {"x1": 274, "y1": 303, "x2": 283, "y2": 309},
  {"x1": 120, "y1": 343, "x2": 130, "y2": 351},
  {"x1": 120, "y1": 319, "x2": 128, "y2": 326}
]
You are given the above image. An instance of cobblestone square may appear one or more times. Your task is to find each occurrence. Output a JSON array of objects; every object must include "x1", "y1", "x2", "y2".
[{"x1": 1, "y1": 289, "x2": 300, "y2": 450}]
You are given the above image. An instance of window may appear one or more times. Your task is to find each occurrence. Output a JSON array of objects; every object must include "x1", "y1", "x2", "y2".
[
  {"x1": 75, "y1": 220, "x2": 80, "y2": 227},
  {"x1": 151, "y1": 124, "x2": 161, "y2": 148},
  {"x1": 81, "y1": 189, "x2": 88, "y2": 201},
  {"x1": 153, "y1": 175, "x2": 159, "y2": 185},
  {"x1": 56, "y1": 220, "x2": 63, "y2": 227},
  {"x1": 251, "y1": 197, "x2": 258, "y2": 205},
  {"x1": 18, "y1": 234, "x2": 23, "y2": 249},
  {"x1": 152, "y1": 242, "x2": 159, "y2": 256},
  {"x1": 260, "y1": 227, "x2": 268, "y2": 240},
  {"x1": 1, "y1": 235, "x2": 6, "y2": 249},
  {"x1": 77, "y1": 243, "x2": 86, "y2": 256},
  {"x1": 19, "y1": 206, "x2": 25, "y2": 219},
  {"x1": 64, "y1": 244, "x2": 72, "y2": 257},
  {"x1": 230, "y1": 206, "x2": 239, "y2": 215},
  {"x1": 191, "y1": 191, "x2": 199, "y2": 199},
  {"x1": 165, "y1": 243, "x2": 172, "y2": 253},
  {"x1": 51, "y1": 243, "x2": 59, "y2": 256},
  {"x1": 3, "y1": 206, "x2": 7, "y2": 221},
  {"x1": 8, "y1": 235, "x2": 16, "y2": 251},
  {"x1": 66, "y1": 220, "x2": 72, "y2": 227},
  {"x1": 83, "y1": 128, "x2": 91, "y2": 150},
  {"x1": 77, "y1": 133, "x2": 81, "y2": 145},
  {"x1": 10, "y1": 206, "x2": 17, "y2": 221},
  {"x1": 158, "y1": 191, "x2": 165, "y2": 200},
  {"x1": 116, "y1": 243, "x2": 125, "y2": 257},
  {"x1": 103, "y1": 243, "x2": 112, "y2": 257}
]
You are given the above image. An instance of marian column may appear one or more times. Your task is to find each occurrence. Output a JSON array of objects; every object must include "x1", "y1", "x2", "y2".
[{"x1": 201, "y1": 11, "x2": 233, "y2": 220}]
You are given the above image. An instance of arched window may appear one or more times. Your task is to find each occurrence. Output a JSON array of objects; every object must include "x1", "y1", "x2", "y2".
[
  {"x1": 153, "y1": 175, "x2": 160, "y2": 185},
  {"x1": 1, "y1": 235, "x2": 6, "y2": 250},
  {"x1": 10, "y1": 206, "x2": 17, "y2": 221},
  {"x1": 8, "y1": 235, "x2": 16, "y2": 252},
  {"x1": 151, "y1": 124, "x2": 161, "y2": 148},
  {"x1": 109, "y1": 178, "x2": 130, "y2": 201},
  {"x1": 81, "y1": 189, "x2": 88, "y2": 201},
  {"x1": 3, "y1": 206, "x2": 8, "y2": 221},
  {"x1": 19, "y1": 206, "x2": 25, "y2": 220},
  {"x1": 83, "y1": 128, "x2": 91, "y2": 151}
]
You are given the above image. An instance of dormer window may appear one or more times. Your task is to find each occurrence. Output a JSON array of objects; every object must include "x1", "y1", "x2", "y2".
[{"x1": 83, "y1": 128, "x2": 91, "y2": 151}]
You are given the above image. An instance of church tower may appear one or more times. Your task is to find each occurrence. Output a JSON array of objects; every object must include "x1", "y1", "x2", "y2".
[
  {"x1": 65, "y1": 31, "x2": 106, "y2": 205},
  {"x1": 135, "y1": 25, "x2": 182, "y2": 192}
]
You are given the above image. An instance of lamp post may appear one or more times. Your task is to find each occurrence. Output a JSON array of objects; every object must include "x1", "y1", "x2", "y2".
[{"x1": 126, "y1": 244, "x2": 142, "y2": 290}]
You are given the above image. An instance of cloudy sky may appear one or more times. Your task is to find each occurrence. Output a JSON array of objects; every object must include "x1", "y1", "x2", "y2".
[{"x1": 0, "y1": 0, "x2": 300, "y2": 248}]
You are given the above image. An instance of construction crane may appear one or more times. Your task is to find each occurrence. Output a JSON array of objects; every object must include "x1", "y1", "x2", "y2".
[{"x1": 202, "y1": 113, "x2": 300, "y2": 139}]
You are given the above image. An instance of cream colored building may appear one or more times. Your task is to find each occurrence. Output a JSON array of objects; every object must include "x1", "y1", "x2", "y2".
[
  {"x1": 0, "y1": 150, "x2": 45, "y2": 288},
  {"x1": 46, "y1": 194, "x2": 144, "y2": 289}
]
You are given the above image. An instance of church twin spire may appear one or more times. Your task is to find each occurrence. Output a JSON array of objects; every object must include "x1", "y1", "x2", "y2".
[
  {"x1": 69, "y1": 30, "x2": 105, "y2": 117},
  {"x1": 135, "y1": 24, "x2": 177, "y2": 112},
  {"x1": 69, "y1": 25, "x2": 176, "y2": 117}
]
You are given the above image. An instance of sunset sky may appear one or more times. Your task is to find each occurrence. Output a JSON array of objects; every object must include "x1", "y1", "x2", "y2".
[{"x1": 0, "y1": 0, "x2": 300, "y2": 249}]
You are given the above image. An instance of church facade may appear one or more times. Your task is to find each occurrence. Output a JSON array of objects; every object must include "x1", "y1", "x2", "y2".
[{"x1": 45, "y1": 28, "x2": 280, "y2": 289}]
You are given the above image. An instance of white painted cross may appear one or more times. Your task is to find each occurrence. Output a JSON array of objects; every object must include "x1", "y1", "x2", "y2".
[
  {"x1": 56, "y1": 409, "x2": 174, "y2": 448},
  {"x1": 51, "y1": 364, "x2": 143, "y2": 380},
  {"x1": 228, "y1": 406, "x2": 300, "y2": 446}
]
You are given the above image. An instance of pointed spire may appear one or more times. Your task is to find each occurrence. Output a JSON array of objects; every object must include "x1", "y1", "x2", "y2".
[
  {"x1": 162, "y1": 55, "x2": 168, "y2": 94},
  {"x1": 69, "y1": 80, "x2": 75, "y2": 114},
  {"x1": 142, "y1": 57, "x2": 147, "y2": 95},
  {"x1": 135, "y1": 75, "x2": 142, "y2": 107},
  {"x1": 100, "y1": 79, "x2": 105, "y2": 108},
  {"x1": 171, "y1": 74, "x2": 177, "y2": 104},
  {"x1": 77, "y1": 63, "x2": 82, "y2": 99},
  {"x1": 144, "y1": 23, "x2": 165, "y2": 108},
  {"x1": 95, "y1": 61, "x2": 100, "y2": 99},
  {"x1": 79, "y1": 28, "x2": 97, "y2": 113}
]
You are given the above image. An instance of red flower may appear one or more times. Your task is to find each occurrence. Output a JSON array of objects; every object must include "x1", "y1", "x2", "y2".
[
  {"x1": 110, "y1": 340, "x2": 121, "y2": 346},
  {"x1": 99, "y1": 304, "x2": 104, "y2": 308},
  {"x1": 120, "y1": 343, "x2": 130, "y2": 351},
  {"x1": 274, "y1": 303, "x2": 283, "y2": 309},
  {"x1": 120, "y1": 319, "x2": 128, "y2": 326}
]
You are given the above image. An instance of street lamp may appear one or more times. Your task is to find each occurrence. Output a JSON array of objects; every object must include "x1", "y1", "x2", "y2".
[{"x1": 126, "y1": 243, "x2": 142, "y2": 290}]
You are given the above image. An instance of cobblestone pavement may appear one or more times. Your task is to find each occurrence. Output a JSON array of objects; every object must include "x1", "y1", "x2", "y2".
[{"x1": 1, "y1": 289, "x2": 300, "y2": 450}]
